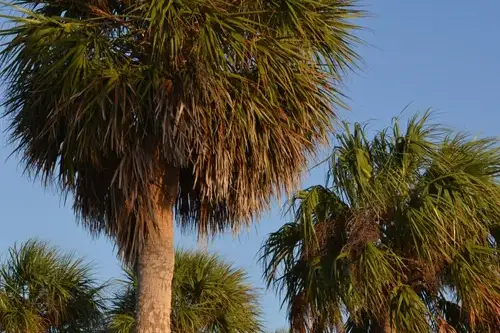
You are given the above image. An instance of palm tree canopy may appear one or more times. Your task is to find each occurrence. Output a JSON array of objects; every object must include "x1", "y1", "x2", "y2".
[
  {"x1": 0, "y1": 0, "x2": 362, "y2": 263},
  {"x1": 108, "y1": 249, "x2": 262, "y2": 333},
  {"x1": 0, "y1": 239, "x2": 106, "y2": 333},
  {"x1": 261, "y1": 113, "x2": 500, "y2": 332}
]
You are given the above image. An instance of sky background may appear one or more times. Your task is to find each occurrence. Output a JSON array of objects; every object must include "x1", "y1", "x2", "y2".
[{"x1": 1, "y1": 1, "x2": 499, "y2": 330}]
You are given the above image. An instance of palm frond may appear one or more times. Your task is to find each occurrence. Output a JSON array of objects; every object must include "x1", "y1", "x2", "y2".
[
  {"x1": 1, "y1": 0, "x2": 363, "y2": 263},
  {"x1": 0, "y1": 239, "x2": 106, "y2": 333},
  {"x1": 262, "y1": 112, "x2": 500, "y2": 332},
  {"x1": 107, "y1": 249, "x2": 262, "y2": 333}
]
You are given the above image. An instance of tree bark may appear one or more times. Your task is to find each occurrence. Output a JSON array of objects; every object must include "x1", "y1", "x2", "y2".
[
  {"x1": 382, "y1": 318, "x2": 393, "y2": 333},
  {"x1": 374, "y1": 313, "x2": 393, "y2": 333},
  {"x1": 136, "y1": 169, "x2": 178, "y2": 333}
]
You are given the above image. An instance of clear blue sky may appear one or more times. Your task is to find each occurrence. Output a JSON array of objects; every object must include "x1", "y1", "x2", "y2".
[{"x1": 1, "y1": 1, "x2": 499, "y2": 330}]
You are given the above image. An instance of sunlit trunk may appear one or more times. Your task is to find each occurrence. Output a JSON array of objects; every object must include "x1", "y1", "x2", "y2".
[
  {"x1": 374, "y1": 313, "x2": 393, "y2": 333},
  {"x1": 136, "y1": 170, "x2": 178, "y2": 333},
  {"x1": 383, "y1": 318, "x2": 393, "y2": 333}
]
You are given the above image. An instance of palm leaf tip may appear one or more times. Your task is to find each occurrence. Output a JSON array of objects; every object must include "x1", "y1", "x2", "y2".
[{"x1": 0, "y1": 0, "x2": 363, "y2": 263}]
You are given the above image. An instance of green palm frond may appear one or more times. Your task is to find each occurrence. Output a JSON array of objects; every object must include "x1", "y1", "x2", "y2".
[
  {"x1": 261, "y1": 184, "x2": 349, "y2": 332},
  {"x1": 389, "y1": 284, "x2": 428, "y2": 333},
  {"x1": 0, "y1": 239, "x2": 106, "y2": 333},
  {"x1": 0, "y1": 0, "x2": 363, "y2": 263},
  {"x1": 262, "y1": 112, "x2": 500, "y2": 332},
  {"x1": 108, "y1": 249, "x2": 262, "y2": 333}
]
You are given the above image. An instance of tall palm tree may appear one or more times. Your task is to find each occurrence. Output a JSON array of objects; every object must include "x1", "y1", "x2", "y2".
[
  {"x1": 107, "y1": 249, "x2": 262, "y2": 333},
  {"x1": 0, "y1": 1, "x2": 361, "y2": 331},
  {"x1": 262, "y1": 113, "x2": 500, "y2": 333},
  {"x1": 0, "y1": 239, "x2": 105, "y2": 333}
]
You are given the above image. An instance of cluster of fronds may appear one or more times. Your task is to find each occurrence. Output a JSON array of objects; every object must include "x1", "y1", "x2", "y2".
[
  {"x1": 108, "y1": 250, "x2": 262, "y2": 333},
  {"x1": 0, "y1": 240, "x2": 262, "y2": 333},
  {"x1": 0, "y1": 0, "x2": 362, "y2": 263},
  {"x1": 262, "y1": 113, "x2": 500, "y2": 332},
  {"x1": 0, "y1": 239, "x2": 106, "y2": 333}
]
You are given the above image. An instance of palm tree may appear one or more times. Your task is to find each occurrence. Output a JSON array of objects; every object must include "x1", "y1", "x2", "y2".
[
  {"x1": 0, "y1": 1, "x2": 361, "y2": 331},
  {"x1": 0, "y1": 239, "x2": 105, "y2": 333},
  {"x1": 107, "y1": 249, "x2": 262, "y2": 333},
  {"x1": 261, "y1": 113, "x2": 500, "y2": 333}
]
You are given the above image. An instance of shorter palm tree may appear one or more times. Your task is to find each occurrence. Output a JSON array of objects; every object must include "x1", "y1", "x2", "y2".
[
  {"x1": 262, "y1": 113, "x2": 500, "y2": 333},
  {"x1": 0, "y1": 239, "x2": 106, "y2": 333},
  {"x1": 108, "y1": 250, "x2": 262, "y2": 333}
]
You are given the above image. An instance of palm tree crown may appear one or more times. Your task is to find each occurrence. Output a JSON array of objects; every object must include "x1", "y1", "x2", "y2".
[
  {"x1": 0, "y1": 239, "x2": 105, "y2": 333},
  {"x1": 0, "y1": 0, "x2": 361, "y2": 263},
  {"x1": 108, "y1": 249, "x2": 262, "y2": 333},
  {"x1": 262, "y1": 113, "x2": 500, "y2": 332}
]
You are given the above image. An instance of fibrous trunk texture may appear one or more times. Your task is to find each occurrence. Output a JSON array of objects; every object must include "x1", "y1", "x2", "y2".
[
  {"x1": 383, "y1": 319, "x2": 393, "y2": 333},
  {"x1": 136, "y1": 169, "x2": 178, "y2": 333},
  {"x1": 375, "y1": 314, "x2": 393, "y2": 333}
]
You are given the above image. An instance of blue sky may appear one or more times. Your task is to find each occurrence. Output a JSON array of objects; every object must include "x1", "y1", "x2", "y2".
[{"x1": 1, "y1": 1, "x2": 499, "y2": 330}]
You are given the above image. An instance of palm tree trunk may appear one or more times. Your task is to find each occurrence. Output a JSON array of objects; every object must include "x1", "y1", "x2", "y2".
[
  {"x1": 136, "y1": 169, "x2": 178, "y2": 333},
  {"x1": 374, "y1": 314, "x2": 393, "y2": 333},
  {"x1": 382, "y1": 318, "x2": 393, "y2": 333}
]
